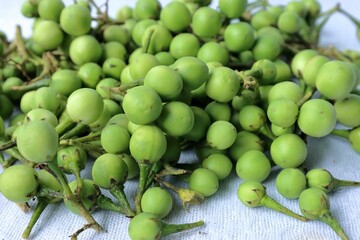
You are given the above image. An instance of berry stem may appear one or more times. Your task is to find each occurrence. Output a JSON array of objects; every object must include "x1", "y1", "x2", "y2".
[
  {"x1": 261, "y1": 195, "x2": 308, "y2": 221},
  {"x1": 160, "y1": 220, "x2": 205, "y2": 237},
  {"x1": 3, "y1": 145, "x2": 36, "y2": 167},
  {"x1": 311, "y1": 6, "x2": 338, "y2": 46},
  {"x1": 331, "y1": 129, "x2": 350, "y2": 139},
  {"x1": 14, "y1": 25, "x2": 41, "y2": 66},
  {"x1": 334, "y1": 178, "x2": 360, "y2": 188},
  {"x1": 55, "y1": 111, "x2": 76, "y2": 136},
  {"x1": 317, "y1": 46, "x2": 352, "y2": 62},
  {"x1": 1, "y1": 157, "x2": 17, "y2": 169},
  {"x1": 337, "y1": 6, "x2": 360, "y2": 28},
  {"x1": 297, "y1": 88, "x2": 314, "y2": 107},
  {"x1": 60, "y1": 130, "x2": 101, "y2": 145},
  {"x1": 73, "y1": 142, "x2": 105, "y2": 157},
  {"x1": 22, "y1": 198, "x2": 50, "y2": 239},
  {"x1": 72, "y1": 165, "x2": 83, "y2": 201},
  {"x1": 319, "y1": 211, "x2": 349, "y2": 240},
  {"x1": 145, "y1": 161, "x2": 164, "y2": 189},
  {"x1": 59, "y1": 123, "x2": 88, "y2": 140},
  {"x1": 37, "y1": 188, "x2": 64, "y2": 200},
  {"x1": 0, "y1": 139, "x2": 17, "y2": 151},
  {"x1": 96, "y1": 194, "x2": 129, "y2": 216},
  {"x1": 135, "y1": 163, "x2": 153, "y2": 214},
  {"x1": 143, "y1": 27, "x2": 155, "y2": 54},
  {"x1": 109, "y1": 184, "x2": 135, "y2": 217},
  {"x1": 105, "y1": 79, "x2": 144, "y2": 94},
  {"x1": 47, "y1": 161, "x2": 103, "y2": 232},
  {"x1": 11, "y1": 77, "x2": 50, "y2": 92},
  {"x1": 259, "y1": 124, "x2": 276, "y2": 141},
  {"x1": 243, "y1": 68, "x2": 263, "y2": 79}
]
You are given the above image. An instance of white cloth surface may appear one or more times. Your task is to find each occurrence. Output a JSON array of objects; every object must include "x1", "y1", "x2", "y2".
[{"x1": 0, "y1": 1, "x2": 360, "y2": 240}]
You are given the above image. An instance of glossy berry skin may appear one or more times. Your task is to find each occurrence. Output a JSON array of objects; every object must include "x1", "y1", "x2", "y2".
[
  {"x1": 129, "y1": 125, "x2": 167, "y2": 164},
  {"x1": 16, "y1": 120, "x2": 59, "y2": 163},
  {"x1": 92, "y1": 153, "x2": 128, "y2": 189},
  {"x1": 316, "y1": 61, "x2": 356, "y2": 100},
  {"x1": 0, "y1": 164, "x2": 38, "y2": 203},
  {"x1": 122, "y1": 86, "x2": 163, "y2": 125},
  {"x1": 236, "y1": 150, "x2": 271, "y2": 182},
  {"x1": 69, "y1": 35, "x2": 102, "y2": 65},
  {"x1": 224, "y1": 22, "x2": 256, "y2": 52},
  {"x1": 66, "y1": 88, "x2": 104, "y2": 125},
  {"x1": 128, "y1": 212, "x2": 161, "y2": 240},
  {"x1": 60, "y1": 4, "x2": 91, "y2": 36},
  {"x1": 270, "y1": 133, "x2": 307, "y2": 168},
  {"x1": 219, "y1": 0, "x2": 247, "y2": 18},
  {"x1": 157, "y1": 101, "x2": 194, "y2": 137},
  {"x1": 276, "y1": 168, "x2": 306, "y2": 199},
  {"x1": 33, "y1": 20, "x2": 64, "y2": 51},
  {"x1": 188, "y1": 168, "x2": 219, "y2": 197},
  {"x1": 297, "y1": 99, "x2": 337, "y2": 138},
  {"x1": 160, "y1": 1, "x2": 191, "y2": 33},
  {"x1": 192, "y1": 7, "x2": 222, "y2": 38},
  {"x1": 141, "y1": 187, "x2": 173, "y2": 218}
]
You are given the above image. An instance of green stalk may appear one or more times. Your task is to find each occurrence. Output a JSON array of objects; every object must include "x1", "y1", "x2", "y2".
[
  {"x1": 143, "y1": 27, "x2": 155, "y2": 54},
  {"x1": 161, "y1": 220, "x2": 205, "y2": 237},
  {"x1": 109, "y1": 184, "x2": 135, "y2": 217},
  {"x1": 319, "y1": 212, "x2": 349, "y2": 240},
  {"x1": 14, "y1": 25, "x2": 42, "y2": 66},
  {"x1": 311, "y1": 8, "x2": 337, "y2": 46},
  {"x1": 317, "y1": 46, "x2": 352, "y2": 62},
  {"x1": 74, "y1": 142, "x2": 104, "y2": 155},
  {"x1": 47, "y1": 161, "x2": 103, "y2": 232},
  {"x1": 106, "y1": 79, "x2": 144, "y2": 94},
  {"x1": 60, "y1": 130, "x2": 101, "y2": 145},
  {"x1": 135, "y1": 163, "x2": 153, "y2": 214},
  {"x1": 103, "y1": 89, "x2": 125, "y2": 102},
  {"x1": 236, "y1": 70, "x2": 260, "y2": 91},
  {"x1": 37, "y1": 188, "x2": 64, "y2": 200},
  {"x1": 1, "y1": 157, "x2": 17, "y2": 169},
  {"x1": 0, "y1": 139, "x2": 17, "y2": 151},
  {"x1": 56, "y1": 111, "x2": 76, "y2": 136},
  {"x1": 59, "y1": 124, "x2": 88, "y2": 140},
  {"x1": 334, "y1": 178, "x2": 360, "y2": 188},
  {"x1": 59, "y1": 139, "x2": 104, "y2": 156},
  {"x1": 331, "y1": 129, "x2": 350, "y2": 139},
  {"x1": 96, "y1": 194, "x2": 129, "y2": 215},
  {"x1": 243, "y1": 68, "x2": 263, "y2": 79},
  {"x1": 86, "y1": 149, "x2": 103, "y2": 159},
  {"x1": 4, "y1": 147, "x2": 35, "y2": 167},
  {"x1": 11, "y1": 77, "x2": 50, "y2": 92},
  {"x1": 22, "y1": 198, "x2": 50, "y2": 239},
  {"x1": 299, "y1": 79, "x2": 307, "y2": 94},
  {"x1": 338, "y1": 7, "x2": 360, "y2": 28},
  {"x1": 73, "y1": 131, "x2": 101, "y2": 143},
  {"x1": 72, "y1": 165, "x2": 83, "y2": 200},
  {"x1": 145, "y1": 161, "x2": 164, "y2": 189},
  {"x1": 297, "y1": 88, "x2": 314, "y2": 107},
  {"x1": 259, "y1": 124, "x2": 276, "y2": 141},
  {"x1": 260, "y1": 195, "x2": 308, "y2": 221}
]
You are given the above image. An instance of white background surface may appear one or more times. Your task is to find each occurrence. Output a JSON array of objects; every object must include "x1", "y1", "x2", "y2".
[{"x1": 0, "y1": 1, "x2": 360, "y2": 240}]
